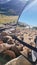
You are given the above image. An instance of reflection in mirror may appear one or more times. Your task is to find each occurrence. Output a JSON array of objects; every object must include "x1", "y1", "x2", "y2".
[
  {"x1": 0, "y1": 0, "x2": 34, "y2": 24},
  {"x1": 0, "y1": 0, "x2": 37, "y2": 65},
  {"x1": 18, "y1": 0, "x2": 37, "y2": 29}
]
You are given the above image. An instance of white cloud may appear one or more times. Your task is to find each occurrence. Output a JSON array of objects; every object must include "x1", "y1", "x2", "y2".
[
  {"x1": 19, "y1": 0, "x2": 29, "y2": 1},
  {"x1": 0, "y1": 0, "x2": 11, "y2": 4},
  {"x1": 19, "y1": 0, "x2": 29, "y2": 4},
  {"x1": 7, "y1": 0, "x2": 10, "y2": 1},
  {"x1": 24, "y1": 0, "x2": 37, "y2": 12}
]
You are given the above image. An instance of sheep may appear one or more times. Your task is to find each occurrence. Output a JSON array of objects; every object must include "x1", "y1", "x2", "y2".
[
  {"x1": 3, "y1": 50, "x2": 16, "y2": 59},
  {"x1": 1, "y1": 31, "x2": 9, "y2": 36},
  {"x1": 10, "y1": 45, "x2": 21, "y2": 57},
  {"x1": 7, "y1": 39, "x2": 15, "y2": 44},
  {"x1": 1, "y1": 36, "x2": 12, "y2": 43},
  {"x1": 0, "y1": 39, "x2": 3, "y2": 44},
  {"x1": 0, "y1": 43, "x2": 14, "y2": 53}
]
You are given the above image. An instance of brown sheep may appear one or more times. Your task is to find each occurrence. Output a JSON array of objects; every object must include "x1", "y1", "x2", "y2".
[
  {"x1": 7, "y1": 39, "x2": 14, "y2": 44},
  {"x1": 16, "y1": 44, "x2": 23, "y2": 51},
  {"x1": 1, "y1": 31, "x2": 8, "y2": 36},
  {"x1": 0, "y1": 43, "x2": 14, "y2": 53},
  {"x1": 1, "y1": 36, "x2": 12, "y2": 43},
  {"x1": 3, "y1": 50, "x2": 16, "y2": 59},
  {"x1": 10, "y1": 45, "x2": 21, "y2": 56},
  {"x1": 0, "y1": 39, "x2": 3, "y2": 44}
]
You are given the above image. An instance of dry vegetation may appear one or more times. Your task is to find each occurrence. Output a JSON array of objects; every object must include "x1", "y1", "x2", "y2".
[{"x1": 0, "y1": 14, "x2": 18, "y2": 24}]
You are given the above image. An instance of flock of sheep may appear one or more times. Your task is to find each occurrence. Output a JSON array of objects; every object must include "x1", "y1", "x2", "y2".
[{"x1": 0, "y1": 28, "x2": 37, "y2": 65}]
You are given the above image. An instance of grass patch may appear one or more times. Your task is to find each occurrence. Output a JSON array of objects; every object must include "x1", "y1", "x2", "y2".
[{"x1": 0, "y1": 14, "x2": 18, "y2": 24}]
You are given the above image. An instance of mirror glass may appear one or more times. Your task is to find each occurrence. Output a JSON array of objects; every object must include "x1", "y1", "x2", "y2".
[
  {"x1": 0, "y1": 1, "x2": 37, "y2": 65},
  {"x1": 0, "y1": 0, "x2": 28, "y2": 24},
  {"x1": 0, "y1": 0, "x2": 34, "y2": 24},
  {"x1": 19, "y1": 0, "x2": 37, "y2": 28}
]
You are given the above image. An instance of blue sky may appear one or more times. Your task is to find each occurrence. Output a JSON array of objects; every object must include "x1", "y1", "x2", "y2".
[{"x1": 19, "y1": 0, "x2": 37, "y2": 27}]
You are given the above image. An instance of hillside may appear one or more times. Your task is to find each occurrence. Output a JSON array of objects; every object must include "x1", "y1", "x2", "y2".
[{"x1": 0, "y1": 14, "x2": 18, "y2": 24}]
